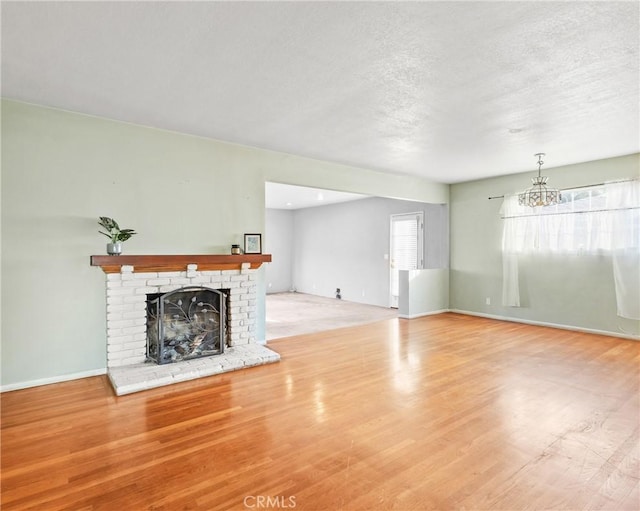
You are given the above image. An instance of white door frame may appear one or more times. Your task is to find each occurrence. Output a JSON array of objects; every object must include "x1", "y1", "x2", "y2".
[{"x1": 389, "y1": 212, "x2": 424, "y2": 308}]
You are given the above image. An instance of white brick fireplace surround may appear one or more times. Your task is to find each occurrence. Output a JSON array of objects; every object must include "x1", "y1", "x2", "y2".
[{"x1": 91, "y1": 254, "x2": 279, "y2": 395}]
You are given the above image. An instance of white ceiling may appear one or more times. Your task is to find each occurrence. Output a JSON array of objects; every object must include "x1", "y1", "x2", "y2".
[
  {"x1": 266, "y1": 182, "x2": 368, "y2": 210},
  {"x1": 2, "y1": 2, "x2": 638, "y2": 184}
]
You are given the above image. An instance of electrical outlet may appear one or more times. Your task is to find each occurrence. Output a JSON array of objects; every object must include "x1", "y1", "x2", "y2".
[{"x1": 485, "y1": 297, "x2": 491, "y2": 305}]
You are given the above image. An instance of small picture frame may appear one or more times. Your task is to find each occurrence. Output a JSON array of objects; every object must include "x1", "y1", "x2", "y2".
[{"x1": 244, "y1": 233, "x2": 262, "y2": 254}]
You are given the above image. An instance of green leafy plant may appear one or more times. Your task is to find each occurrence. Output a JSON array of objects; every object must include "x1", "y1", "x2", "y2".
[{"x1": 98, "y1": 217, "x2": 137, "y2": 243}]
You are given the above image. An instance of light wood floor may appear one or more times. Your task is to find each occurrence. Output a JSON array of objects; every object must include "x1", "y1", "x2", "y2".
[{"x1": 2, "y1": 313, "x2": 639, "y2": 510}]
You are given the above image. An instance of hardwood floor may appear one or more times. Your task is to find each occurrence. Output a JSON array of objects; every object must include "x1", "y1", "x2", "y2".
[{"x1": 2, "y1": 313, "x2": 639, "y2": 510}]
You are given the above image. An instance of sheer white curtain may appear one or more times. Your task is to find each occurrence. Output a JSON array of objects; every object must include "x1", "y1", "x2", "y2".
[
  {"x1": 500, "y1": 179, "x2": 640, "y2": 319},
  {"x1": 607, "y1": 181, "x2": 640, "y2": 320},
  {"x1": 500, "y1": 197, "x2": 524, "y2": 306}
]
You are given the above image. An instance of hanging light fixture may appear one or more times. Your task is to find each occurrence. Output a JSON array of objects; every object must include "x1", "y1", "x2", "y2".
[{"x1": 518, "y1": 153, "x2": 561, "y2": 207}]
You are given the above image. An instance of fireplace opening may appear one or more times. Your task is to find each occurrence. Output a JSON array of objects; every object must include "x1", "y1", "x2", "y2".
[{"x1": 146, "y1": 286, "x2": 227, "y2": 365}]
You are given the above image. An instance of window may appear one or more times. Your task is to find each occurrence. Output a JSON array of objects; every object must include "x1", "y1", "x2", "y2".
[
  {"x1": 501, "y1": 181, "x2": 638, "y2": 255},
  {"x1": 501, "y1": 179, "x2": 639, "y2": 319},
  {"x1": 391, "y1": 213, "x2": 423, "y2": 269}
]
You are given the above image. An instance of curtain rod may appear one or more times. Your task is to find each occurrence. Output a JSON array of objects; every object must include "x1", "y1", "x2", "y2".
[{"x1": 487, "y1": 177, "x2": 638, "y2": 200}]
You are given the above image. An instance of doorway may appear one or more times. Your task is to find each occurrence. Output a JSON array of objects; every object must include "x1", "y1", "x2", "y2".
[{"x1": 389, "y1": 212, "x2": 424, "y2": 308}]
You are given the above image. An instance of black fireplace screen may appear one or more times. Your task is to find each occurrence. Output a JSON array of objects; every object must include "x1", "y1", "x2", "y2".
[{"x1": 146, "y1": 286, "x2": 225, "y2": 364}]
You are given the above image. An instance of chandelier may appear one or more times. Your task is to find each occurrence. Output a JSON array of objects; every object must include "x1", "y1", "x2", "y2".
[{"x1": 518, "y1": 153, "x2": 561, "y2": 207}]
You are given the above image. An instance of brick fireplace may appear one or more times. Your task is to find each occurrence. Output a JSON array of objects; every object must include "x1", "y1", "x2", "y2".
[{"x1": 91, "y1": 254, "x2": 279, "y2": 395}]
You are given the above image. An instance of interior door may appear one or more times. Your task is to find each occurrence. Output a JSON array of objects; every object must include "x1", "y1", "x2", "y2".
[{"x1": 390, "y1": 212, "x2": 424, "y2": 308}]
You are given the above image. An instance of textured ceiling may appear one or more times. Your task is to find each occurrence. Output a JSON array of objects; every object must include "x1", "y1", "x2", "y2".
[{"x1": 2, "y1": 2, "x2": 638, "y2": 183}]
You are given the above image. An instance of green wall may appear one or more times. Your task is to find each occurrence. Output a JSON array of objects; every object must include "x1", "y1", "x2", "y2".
[
  {"x1": 1, "y1": 100, "x2": 448, "y2": 388},
  {"x1": 450, "y1": 154, "x2": 640, "y2": 338},
  {"x1": 4, "y1": 98, "x2": 634, "y2": 390}
]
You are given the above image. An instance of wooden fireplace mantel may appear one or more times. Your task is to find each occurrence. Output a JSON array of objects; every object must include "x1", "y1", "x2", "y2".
[{"x1": 90, "y1": 254, "x2": 272, "y2": 274}]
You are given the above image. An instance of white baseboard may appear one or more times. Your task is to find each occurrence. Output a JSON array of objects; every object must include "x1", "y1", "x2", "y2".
[
  {"x1": 1, "y1": 368, "x2": 107, "y2": 393},
  {"x1": 399, "y1": 309, "x2": 449, "y2": 319},
  {"x1": 450, "y1": 309, "x2": 640, "y2": 341}
]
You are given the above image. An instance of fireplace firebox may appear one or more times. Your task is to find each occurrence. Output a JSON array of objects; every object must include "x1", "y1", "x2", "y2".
[{"x1": 146, "y1": 286, "x2": 226, "y2": 365}]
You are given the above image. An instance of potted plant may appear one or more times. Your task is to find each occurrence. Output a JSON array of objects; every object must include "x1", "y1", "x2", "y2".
[{"x1": 98, "y1": 216, "x2": 136, "y2": 255}]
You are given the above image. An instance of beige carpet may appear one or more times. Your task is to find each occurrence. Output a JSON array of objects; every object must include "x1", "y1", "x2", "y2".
[{"x1": 265, "y1": 292, "x2": 398, "y2": 340}]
